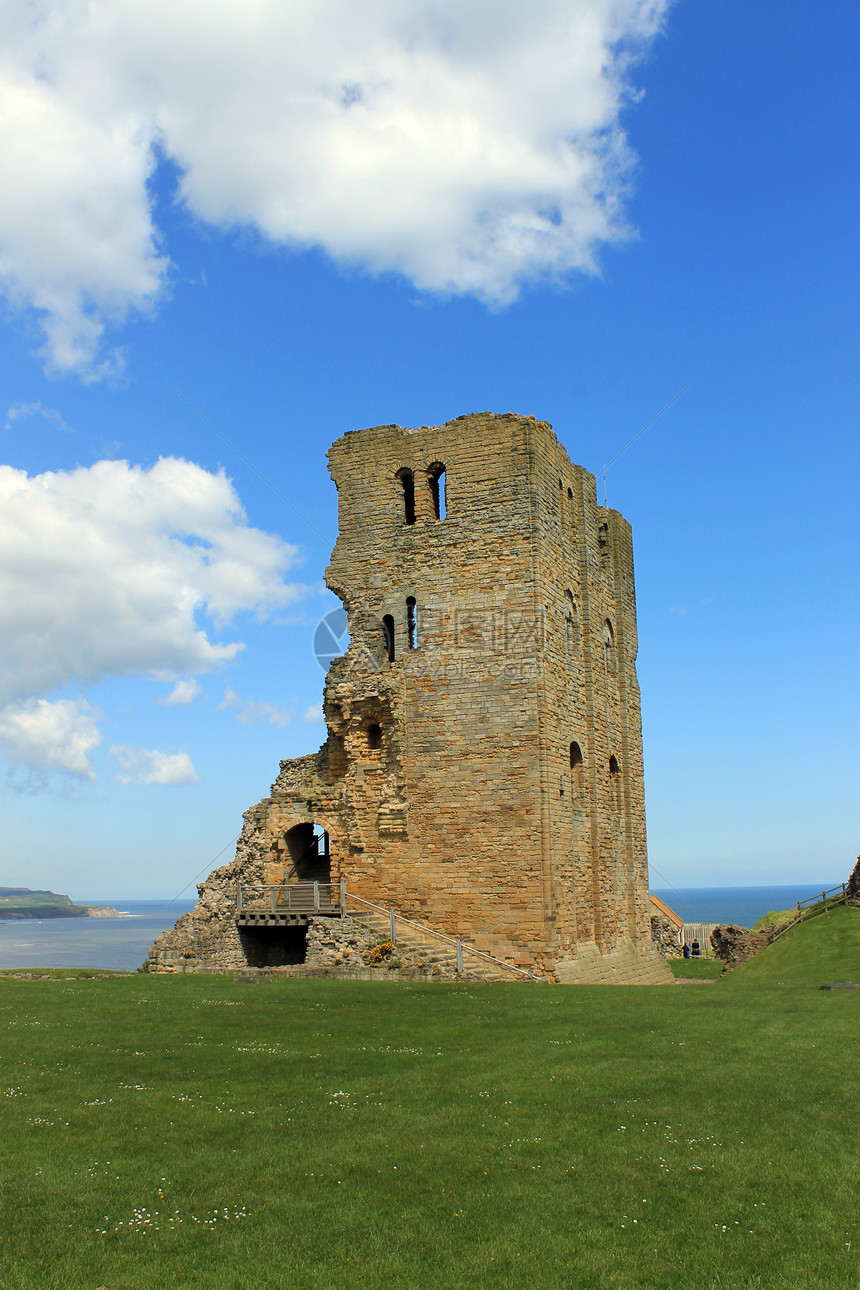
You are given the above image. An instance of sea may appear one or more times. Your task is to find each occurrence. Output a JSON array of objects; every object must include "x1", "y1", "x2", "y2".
[
  {"x1": 0, "y1": 900, "x2": 197, "y2": 972},
  {"x1": 651, "y1": 884, "x2": 841, "y2": 928},
  {"x1": 0, "y1": 883, "x2": 842, "y2": 971}
]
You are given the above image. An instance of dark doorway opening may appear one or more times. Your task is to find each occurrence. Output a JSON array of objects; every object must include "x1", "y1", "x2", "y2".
[
  {"x1": 284, "y1": 823, "x2": 331, "y2": 882},
  {"x1": 239, "y1": 924, "x2": 308, "y2": 967}
]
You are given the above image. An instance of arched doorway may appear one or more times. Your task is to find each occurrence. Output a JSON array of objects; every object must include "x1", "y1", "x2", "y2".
[{"x1": 284, "y1": 822, "x2": 331, "y2": 883}]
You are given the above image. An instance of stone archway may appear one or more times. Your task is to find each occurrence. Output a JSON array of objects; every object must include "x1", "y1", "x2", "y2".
[{"x1": 284, "y1": 822, "x2": 331, "y2": 883}]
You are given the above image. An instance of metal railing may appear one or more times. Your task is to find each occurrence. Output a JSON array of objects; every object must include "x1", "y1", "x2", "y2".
[
  {"x1": 341, "y1": 889, "x2": 536, "y2": 982},
  {"x1": 234, "y1": 880, "x2": 535, "y2": 981},
  {"x1": 770, "y1": 883, "x2": 850, "y2": 941}
]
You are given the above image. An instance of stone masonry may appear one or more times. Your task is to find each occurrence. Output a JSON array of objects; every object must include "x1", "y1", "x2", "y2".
[
  {"x1": 710, "y1": 925, "x2": 771, "y2": 974},
  {"x1": 149, "y1": 412, "x2": 671, "y2": 984}
]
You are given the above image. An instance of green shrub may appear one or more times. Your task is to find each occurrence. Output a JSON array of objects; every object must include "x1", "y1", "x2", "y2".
[
  {"x1": 752, "y1": 908, "x2": 795, "y2": 932},
  {"x1": 365, "y1": 939, "x2": 396, "y2": 965}
]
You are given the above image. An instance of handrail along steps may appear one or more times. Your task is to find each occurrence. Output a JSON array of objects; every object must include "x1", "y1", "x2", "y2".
[{"x1": 235, "y1": 880, "x2": 535, "y2": 981}]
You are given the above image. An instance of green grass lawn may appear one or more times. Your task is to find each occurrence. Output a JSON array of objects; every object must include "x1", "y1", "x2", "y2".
[
  {"x1": 668, "y1": 958, "x2": 723, "y2": 979},
  {"x1": 1, "y1": 912, "x2": 858, "y2": 1290}
]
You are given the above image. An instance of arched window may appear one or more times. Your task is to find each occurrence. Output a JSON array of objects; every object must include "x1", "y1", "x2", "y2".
[
  {"x1": 609, "y1": 754, "x2": 620, "y2": 776},
  {"x1": 428, "y1": 463, "x2": 446, "y2": 519},
  {"x1": 603, "y1": 619, "x2": 616, "y2": 674},
  {"x1": 570, "y1": 741, "x2": 583, "y2": 769},
  {"x1": 396, "y1": 469, "x2": 415, "y2": 525},
  {"x1": 382, "y1": 614, "x2": 395, "y2": 663},
  {"x1": 367, "y1": 723, "x2": 382, "y2": 750},
  {"x1": 406, "y1": 597, "x2": 417, "y2": 649}
]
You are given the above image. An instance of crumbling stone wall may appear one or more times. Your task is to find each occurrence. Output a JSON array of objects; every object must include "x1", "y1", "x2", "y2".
[
  {"x1": 846, "y1": 857, "x2": 860, "y2": 908},
  {"x1": 651, "y1": 914, "x2": 684, "y2": 958},
  {"x1": 151, "y1": 412, "x2": 663, "y2": 982},
  {"x1": 710, "y1": 924, "x2": 771, "y2": 973},
  {"x1": 150, "y1": 906, "x2": 463, "y2": 980}
]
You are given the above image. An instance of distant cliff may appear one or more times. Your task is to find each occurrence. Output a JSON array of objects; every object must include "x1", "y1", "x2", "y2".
[{"x1": 0, "y1": 888, "x2": 119, "y2": 919}]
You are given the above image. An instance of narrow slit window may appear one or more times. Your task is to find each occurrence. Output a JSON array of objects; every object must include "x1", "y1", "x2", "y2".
[
  {"x1": 367, "y1": 723, "x2": 382, "y2": 750},
  {"x1": 603, "y1": 619, "x2": 616, "y2": 674},
  {"x1": 397, "y1": 469, "x2": 415, "y2": 525},
  {"x1": 406, "y1": 596, "x2": 417, "y2": 649},
  {"x1": 382, "y1": 614, "x2": 395, "y2": 663},
  {"x1": 569, "y1": 741, "x2": 584, "y2": 805},
  {"x1": 609, "y1": 754, "x2": 621, "y2": 811},
  {"x1": 428, "y1": 463, "x2": 446, "y2": 519},
  {"x1": 564, "y1": 590, "x2": 576, "y2": 646}
]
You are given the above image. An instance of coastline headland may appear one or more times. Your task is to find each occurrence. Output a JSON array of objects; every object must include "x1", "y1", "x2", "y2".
[{"x1": 0, "y1": 888, "x2": 120, "y2": 920}]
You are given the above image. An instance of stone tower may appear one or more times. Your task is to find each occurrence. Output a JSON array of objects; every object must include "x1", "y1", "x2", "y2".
[{"x1": 150, "y1": 412, "x2": 666, "y2": 982}]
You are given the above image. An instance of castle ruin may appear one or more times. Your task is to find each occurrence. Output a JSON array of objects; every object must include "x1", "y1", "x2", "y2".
[{"x1": 149, "y1": 412, "x2": 671, "y2": 984}]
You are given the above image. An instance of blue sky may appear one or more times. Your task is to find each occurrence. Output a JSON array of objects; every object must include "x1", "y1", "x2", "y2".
[{"x1": 0, "y1": 0, "x2": 856, "y2": 898}]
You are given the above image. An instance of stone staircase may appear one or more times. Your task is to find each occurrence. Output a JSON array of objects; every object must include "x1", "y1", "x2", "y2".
[{"x1": 342, "y1": 890, "x2": 537, "y2": 983}]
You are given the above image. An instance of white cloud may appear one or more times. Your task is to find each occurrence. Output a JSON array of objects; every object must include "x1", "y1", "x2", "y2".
[
  {"x1": 303, "y1": 703, "x2": 324, "y2": 725},
  {"x1": 158, "y1": 679, "x2": 201, "y2": 707},
  {"x1": 0, "y1": 698, "x2": 101, "y2": 781},
  {"x1": 110, "y1": 744, "x2": 200, "y2": 786},
  {"x1": 0, "y1": 456, "x2": 303, "y2": 780},
  {"x1": 5, "y1": 402, "x2": 74, "y2": 433},
  {"x1": 218, "y1": 688, "x2": 292, "y2": 728},
  {"x1": 0, "y1": 0, "x2": 669, "y2": 373},
  {"x1": 0, "y1": 456, "x2": 302, "y2": 711}
]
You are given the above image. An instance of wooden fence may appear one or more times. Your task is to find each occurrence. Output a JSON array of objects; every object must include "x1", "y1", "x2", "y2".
[
  {"x1": 681, "y1": 924, "x2": 717, "y2": 956},
  {"x1": 770, "y1": 883, "x2": 850, "y2": 941}
]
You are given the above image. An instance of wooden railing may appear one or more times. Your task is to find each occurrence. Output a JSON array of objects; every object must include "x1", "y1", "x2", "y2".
[
  {"x1": 234, "y1": 880, "x2": 536, "y2": 982},
  {"x1": 770, "y1": 884, "x2": 850, "y2": 941},
  {"x1": 236, "y1": 880, "x2": 340, "y2": 915}
]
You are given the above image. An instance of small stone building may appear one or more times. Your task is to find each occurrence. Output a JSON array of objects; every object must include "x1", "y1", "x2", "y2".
[
  {"x1": 149, "y1": 412, "x2": 671, "y2": 983},
  {"x1": 650, "y1": 894, "x2": 685, "y2": 958}
]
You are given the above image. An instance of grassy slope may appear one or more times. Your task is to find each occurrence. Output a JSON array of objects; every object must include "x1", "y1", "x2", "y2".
[
  {"x1": 0, "y1": 924, "x2": 857, "y2": 1290},
  {"x1": 0, "y1": 889, "x2": 68, "y2": 901},
  {"x1": 725, "y1": 904, "x2": 860, "y2": 987}
]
